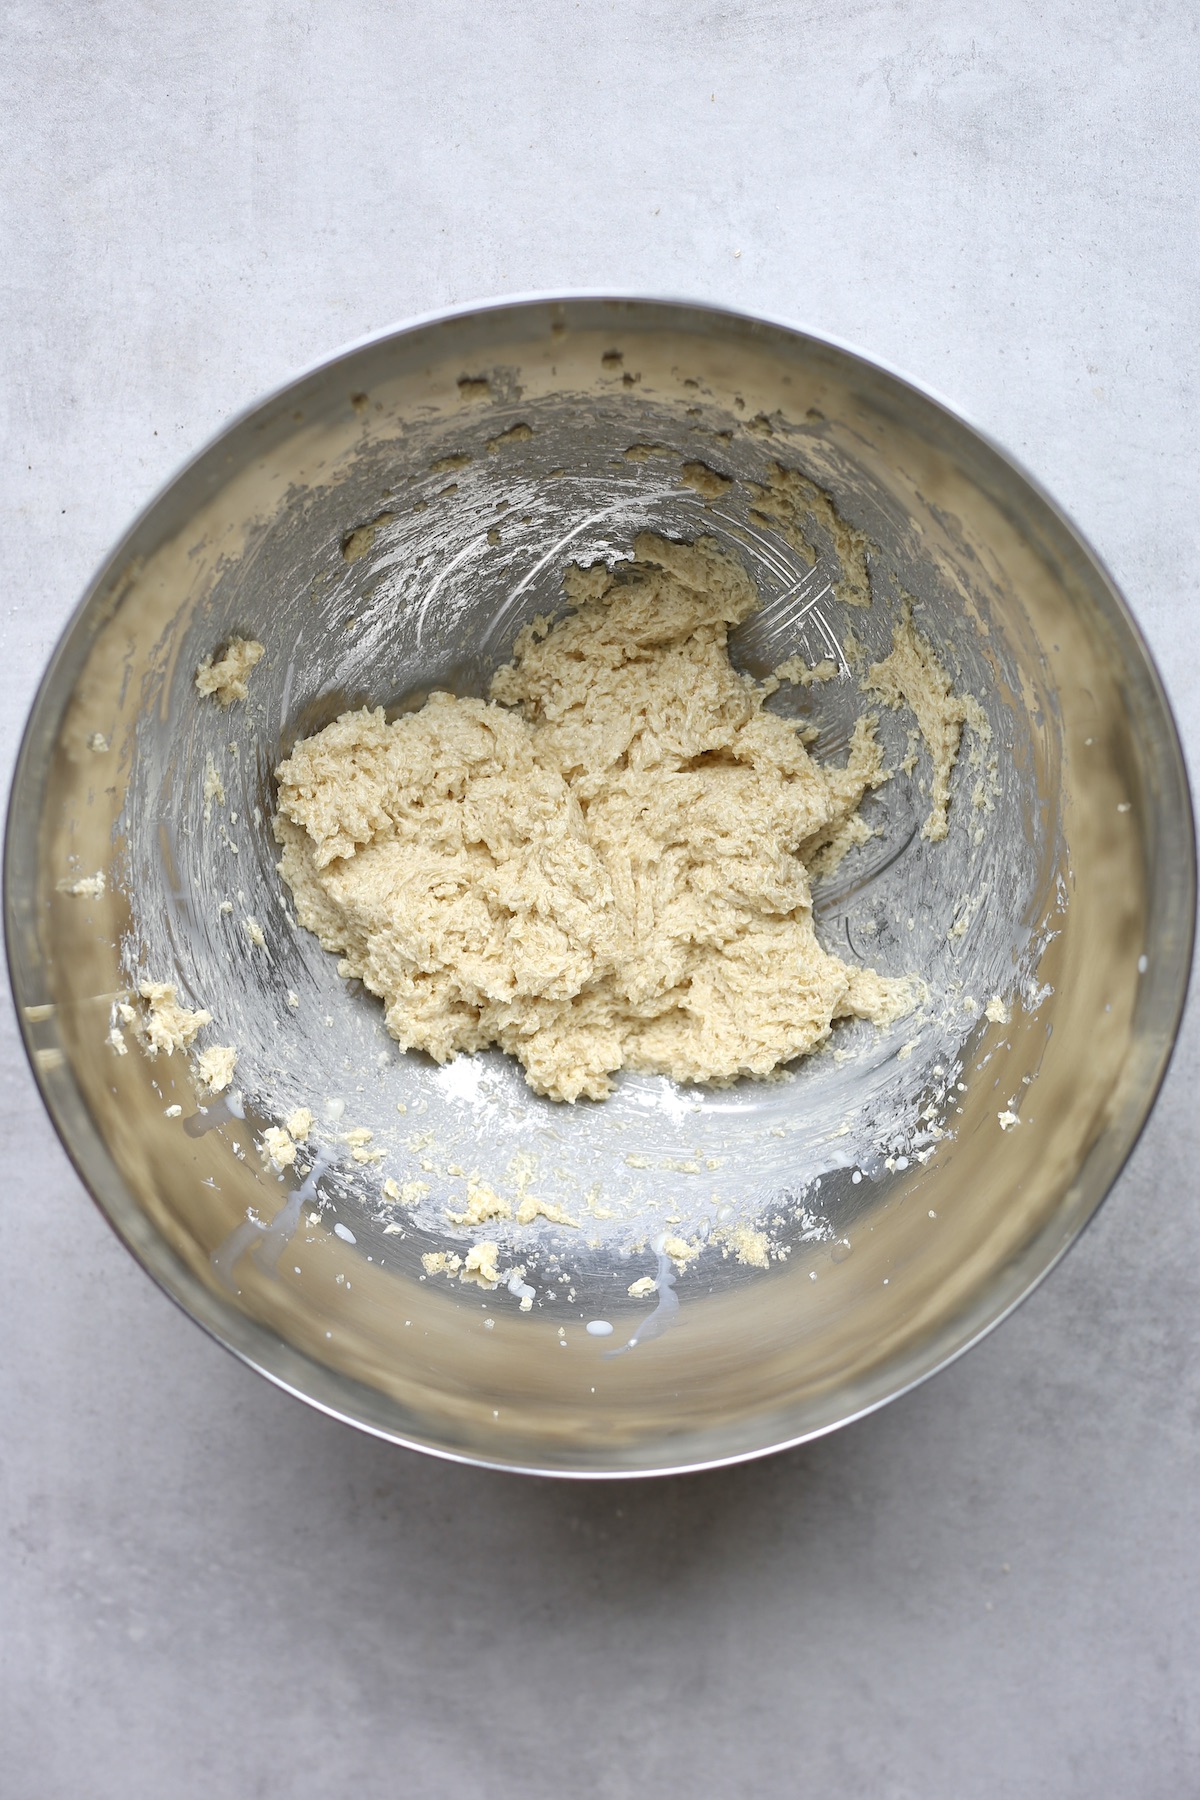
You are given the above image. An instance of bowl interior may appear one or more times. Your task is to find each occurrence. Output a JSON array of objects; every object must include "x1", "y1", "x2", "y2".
[{"x1": 9, "y1": 298, "x2": 1193, "y2": 1473}]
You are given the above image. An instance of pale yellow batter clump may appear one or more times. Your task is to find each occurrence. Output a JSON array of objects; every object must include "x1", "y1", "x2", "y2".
[
  {"x1": 194, "y1": 637, "x2": 265, "y2": 706},
  {"x1": 274, "y1": 534, "x2": 913, "y2": 1103},
  {"x1": 195, "y1": 1042, "x2": 238, "y2": 1093},
  {"x1": 139, "y1": 982, "x2": 212, "y2": 1056}
]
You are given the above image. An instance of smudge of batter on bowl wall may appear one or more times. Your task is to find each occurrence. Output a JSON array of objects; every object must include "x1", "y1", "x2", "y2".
[{"x1": 859, "y1": 604, "x2": 993, "y2": 843}]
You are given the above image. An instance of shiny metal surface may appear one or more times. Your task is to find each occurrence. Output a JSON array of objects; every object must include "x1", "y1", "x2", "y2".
[{"x1": 7, "y1": 296, "x2": 1194, "y2": 1476}]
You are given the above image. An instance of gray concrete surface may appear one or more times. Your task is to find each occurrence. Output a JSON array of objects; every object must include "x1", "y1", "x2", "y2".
[{"x1": 3, "y1": 3, "x2": 1199, "y2": 1795}]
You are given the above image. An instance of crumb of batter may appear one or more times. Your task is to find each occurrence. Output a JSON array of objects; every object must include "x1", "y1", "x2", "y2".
[
  {"x1": 195, "y1": 1043, "x2": 238, "y2": 1093},
  {"x1": 447, "y1": 1182, "x2": 512, "y2": 1226},
  {"x1": 139, "y1": 982, "x2": 212, "y2": 1056},
  {"x1": 986, "y1": 996, "x2": 1011, "y2": 1025},
  {"x1": 243, "y1": 915, "x2": 266, "y2": 949},
  {"x1": 628, "y1": 1275, "x2": 658, "y2": 1298},
  {"x1": 342, "y1": 512, "x2": 395, "y2": 563},
  {"x1": 194, "y1": 637, "x2": 265, "y2": 706},
  {"x1": 718, "y1": 1223, "x2": 772, "y2": 1268},
  {"x1": 661, "y1": 1234, "x2": 700, "y2": 1269},
  {"x1": 58, "y1": 872, "x2": 105, "y2": 897},
  {"x1": 515, "y1": 1196, "x2": 578, "y2": 1228},
  {"x1": 421, "y1": 1245, "x2": 502, "y2": 1290},
  {"x1": 461, "y1": 1242, "x2": 502, "y2": 1288},
  {"x1": 384, "y1": 1176, "x2": 431, "y2": 1209},
  {"x1": 106, "y1": 1026, "x2": 128, "y2": 1056},
  {"x1": 275, "y1": 535, "x2": 913, "y2": 1103},
  {"x1": 286, "y1": 1106, "x2": 314, "y2": 1141},
  {"x1": 422, "y1": 1250, "x2": 461, "y2": 1277},
  {"x1": 344, "y1": 1126, "x2": 383, "y2": 1164},
  {"x1": 862, "y1": 604, "x2": 990, "y2": 842},
  {"x1": 486, "y1": 422, "x2": 534, "y2": 453},
  {"x1": 261, "y1": 1125, "x2": 298, "y2": 1168}
]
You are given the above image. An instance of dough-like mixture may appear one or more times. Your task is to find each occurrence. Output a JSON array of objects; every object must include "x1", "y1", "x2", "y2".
[{"x1": 274, "y1": 534, "x2": 913, "y2": 1103}]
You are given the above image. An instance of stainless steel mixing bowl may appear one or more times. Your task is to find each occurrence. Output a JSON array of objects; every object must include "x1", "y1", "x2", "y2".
[{"x1": 8, "y1": 296, "x2": 1193, "y2": 1476}]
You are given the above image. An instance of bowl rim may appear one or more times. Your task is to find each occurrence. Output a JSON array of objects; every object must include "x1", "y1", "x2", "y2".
[{"x1": 7, "y1": 289, "x2": 1196, "y2": 1479}]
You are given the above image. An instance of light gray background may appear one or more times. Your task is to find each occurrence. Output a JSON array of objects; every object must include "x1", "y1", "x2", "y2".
[{"x1": 3, "y1": 3, "x2": 1198, "y2": 1795}]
